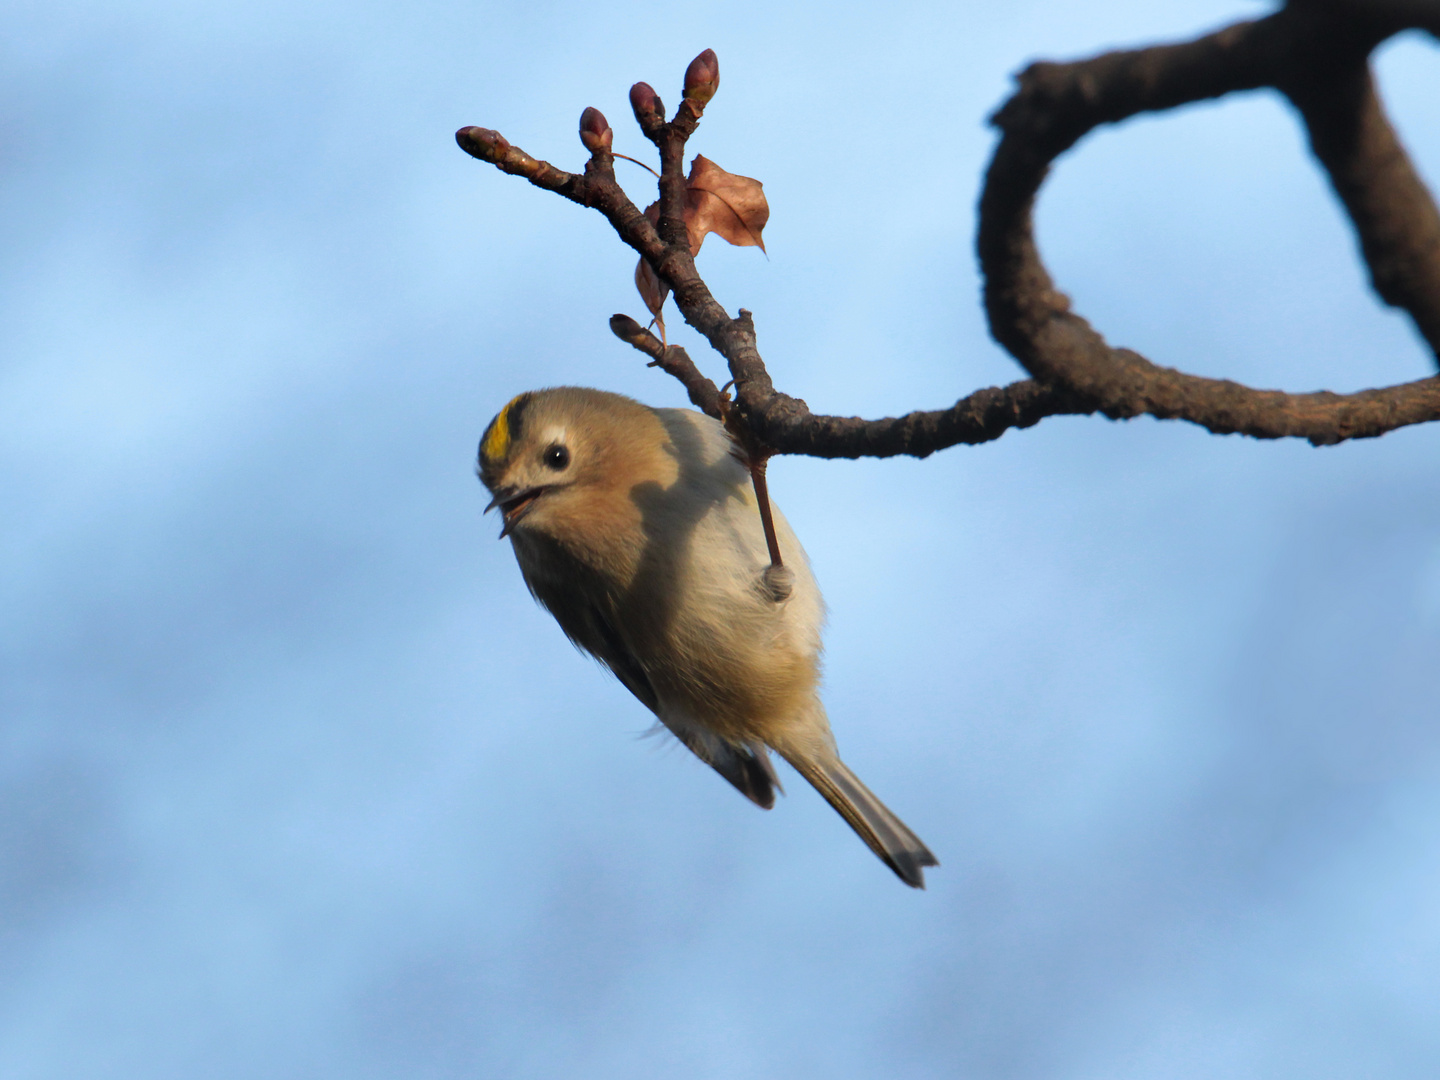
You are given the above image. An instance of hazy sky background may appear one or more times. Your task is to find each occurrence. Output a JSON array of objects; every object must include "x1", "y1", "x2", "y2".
[{"x1": 3, "y1": 1, "x2": 1439, "y2": 1077}]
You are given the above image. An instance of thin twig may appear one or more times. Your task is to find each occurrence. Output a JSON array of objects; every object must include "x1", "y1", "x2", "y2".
[
  {"x1": 614, "y1": 153, "x2": 660, "y2": 178},
  {"x1": 458, "y1": 4, "x2": 1440, "y2": 457}
]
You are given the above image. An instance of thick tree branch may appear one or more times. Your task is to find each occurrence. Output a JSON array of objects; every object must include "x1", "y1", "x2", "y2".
[
  {"x1": 1278, "y1": 21, "x2": 1440, "y2": 351},
  {"x1": 458, "y1": 84, "x2": 1088, "y2": 457},
  {"x1": 605, "y1": 304, "x2": 1101, "y2": 455},
  {"x1": 979, "y1": 2, "x2": 1440, "y2": 445},
  {"x1": 459, "y1": 2, "x2": 1440, "y2": 455}
]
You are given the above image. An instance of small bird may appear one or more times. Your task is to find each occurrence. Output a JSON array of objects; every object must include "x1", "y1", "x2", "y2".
[{"x1": 477, "y1": 386, "x2": 937, "y2": 887}]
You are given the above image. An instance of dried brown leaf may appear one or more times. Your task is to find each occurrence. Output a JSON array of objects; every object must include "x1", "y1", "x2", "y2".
[
  {"x1": 634, "y1": 255, "x2": 668, "y2": 343},
  {"x1": 631, "y1": 156, "x2": 767, "y2": 332},
  {"x1": 684, "y1": 155, "x2": 768, "y2": 253}
]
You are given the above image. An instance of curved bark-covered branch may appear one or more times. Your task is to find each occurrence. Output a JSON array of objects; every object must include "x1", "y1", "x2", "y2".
[
  {"x1": 979, "y1": 1, "x2": 1440, "y2": 446},
  {"x1": 458, "y1": 0, "x2": 1440, "y2": 455},
  {"x1": 457, "y1": 102, "x2": 1101, "y2": 455}
]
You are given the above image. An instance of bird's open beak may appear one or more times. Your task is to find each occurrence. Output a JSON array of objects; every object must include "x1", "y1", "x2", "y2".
[{"x1": 484, "y1": 485, "x2": 545, "y2": 538}]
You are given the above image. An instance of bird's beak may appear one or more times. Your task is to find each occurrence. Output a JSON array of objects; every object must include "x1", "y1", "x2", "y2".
[{"x1": 485, "y1": 485, "x2": 545, "y2": 538}]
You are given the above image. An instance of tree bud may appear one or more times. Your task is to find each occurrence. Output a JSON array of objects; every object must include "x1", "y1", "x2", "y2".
[
  {"x1": 683, "y1": 49, "x2": 719, "y2": 104},
  {"x1": 609, "y1": 313, "x2": 648, "y2": 345},
  {"x1": 579, "y1": 107, "x2": 613, "y2": 152},
  {"x1": 455, "y1": 126, "x2": 510, "y2": 159},
  {"x1": 629, "y1": 82, "x2": 665, "y2": 125}
]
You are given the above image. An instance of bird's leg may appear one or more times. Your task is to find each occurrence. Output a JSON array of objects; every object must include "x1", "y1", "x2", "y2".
[
  {"x1": 716, "y1": 384, "x2": 793, "y2": 603},
  {"x1": 748, "y1": 454, "x2": 794, "y2": 603},
  {"x1": 747, "y1": 455, "x2": 783, "y2": 569}
]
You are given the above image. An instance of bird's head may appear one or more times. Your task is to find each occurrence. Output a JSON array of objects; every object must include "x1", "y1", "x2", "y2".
[{"x1": 477, "y1": 387, "x2": 666, "y2": 540}]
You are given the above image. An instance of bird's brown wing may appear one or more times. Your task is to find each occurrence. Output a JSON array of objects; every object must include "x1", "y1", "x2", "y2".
[
  {"x1": 515, "y1": 543, "x2": 779, "y2": 810},
  {"x1": 582, "y1": 602, "x2": 780, "y2": 810}
]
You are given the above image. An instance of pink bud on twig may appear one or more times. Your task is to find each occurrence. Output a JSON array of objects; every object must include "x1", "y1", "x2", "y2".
[
  {"x1": 455, "y1": 126, "x2": 511, "y2": 159},
  {"x1": 579, "y1": 107, "x2": 613, "y2": 152},
  {"x1": 683, "y1": 49, "x2": 719, "y2": 105},
  {"x1": 629, "y1": 82, "x2": 665, "y2": 125}
]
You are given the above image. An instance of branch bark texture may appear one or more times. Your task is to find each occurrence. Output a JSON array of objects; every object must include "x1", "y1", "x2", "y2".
[{"x1": 459, "y1": 0, "x2": 1440, "y2": 455}]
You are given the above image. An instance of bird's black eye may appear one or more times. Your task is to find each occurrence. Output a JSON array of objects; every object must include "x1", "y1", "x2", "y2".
[{"x1": 543, "y1": 444, "x2": 570, "y2": 471}]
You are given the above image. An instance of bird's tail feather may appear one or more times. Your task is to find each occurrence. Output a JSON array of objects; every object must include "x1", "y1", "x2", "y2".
[{"x1": 784, "y1": 754, "x2": 938, "y2": 888}]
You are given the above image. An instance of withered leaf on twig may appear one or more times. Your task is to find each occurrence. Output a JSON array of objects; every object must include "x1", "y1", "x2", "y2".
[
  {"x1": 634, "y1": 155, "x2": 769, "y2": 340},
  {"x1": 635, "y1": 257, "x2": 668, "y2": 341},
  {"x1": 682, "y1": 155, "x2": 767, "y2": 254}
]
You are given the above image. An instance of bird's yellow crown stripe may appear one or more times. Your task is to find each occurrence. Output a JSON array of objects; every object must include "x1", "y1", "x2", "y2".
[{"x1": 483, "y1": 394, "x2": 527, "y2": 463}]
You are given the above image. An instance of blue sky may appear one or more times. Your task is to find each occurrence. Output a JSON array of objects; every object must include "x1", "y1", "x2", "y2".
[{"x1": 2, "y1": 1, "x2": 1439, "y2": 1077}]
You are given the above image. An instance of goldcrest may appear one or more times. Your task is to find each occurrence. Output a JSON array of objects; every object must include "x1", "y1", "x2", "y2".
[{"x1": 478, "y1": 387, "x2": 937, "y2": 887}]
